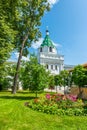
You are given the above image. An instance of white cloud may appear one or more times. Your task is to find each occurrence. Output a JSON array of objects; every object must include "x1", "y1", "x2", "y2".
[
  {"x1": 14, "y1": 52, "x2": 19, "y2": 59},
  {"x1": 52, "y1": 41, "x2": 62, "y2": 48},
  {"x1": 48, "y1": 0, "x2": 59, "y2": 6},
  {"x1": 10, "y1": 52, "x2": 29, "y2": 61},
  {"x1": 31, "y1": 38, "x2": 43, "y2": 49},
  {"x1": 31, "y1": 38, "x2": 62, "y2": 49},
  {"x1": 22, "y1": 56, "x2": 29, "y2": 61},
  {"x1": 16, "y1": 52, "x2": 29, "y2": 61}
]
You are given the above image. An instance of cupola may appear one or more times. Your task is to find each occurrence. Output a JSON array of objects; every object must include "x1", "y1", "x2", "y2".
[{"x1": 40, "y1": 30, "x2": 57, "y2": 54}]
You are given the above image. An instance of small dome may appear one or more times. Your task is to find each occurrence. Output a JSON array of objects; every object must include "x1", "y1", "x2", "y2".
[{"x1": 41, "y1": 30, "x2": 55, "y2": 48}]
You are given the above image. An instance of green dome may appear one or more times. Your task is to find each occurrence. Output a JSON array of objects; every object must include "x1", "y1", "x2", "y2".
[{"x1": 41, "y1": 31, "x2": 55, "y2": 48}]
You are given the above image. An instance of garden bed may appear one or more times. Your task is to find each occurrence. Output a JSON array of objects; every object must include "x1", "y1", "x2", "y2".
[{"x1": 27, "y1": 93, "x2": 87, "y2": 116}]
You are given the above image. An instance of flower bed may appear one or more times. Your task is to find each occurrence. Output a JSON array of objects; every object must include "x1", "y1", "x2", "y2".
[{"x1": 27, "y1": 93, "x2": 87, "y2": 116}]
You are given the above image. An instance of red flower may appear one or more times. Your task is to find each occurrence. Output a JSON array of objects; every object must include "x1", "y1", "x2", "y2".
[{"x1": 46, "y1": 94, "x2": 51, "y2": 99}]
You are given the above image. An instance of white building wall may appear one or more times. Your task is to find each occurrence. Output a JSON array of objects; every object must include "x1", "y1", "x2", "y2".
[
  {"x1": 39, "y1": 46, "x2": 57, "y2": 54},
  {"x1": 38, "y1": 43, "x2": 64, "y2": 75},
  {"x1": 38, "y1": 55, "x2": 64, "y2": 74}
]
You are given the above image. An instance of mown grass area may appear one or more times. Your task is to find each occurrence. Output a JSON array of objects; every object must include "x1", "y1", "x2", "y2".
[{"x1": 0, "y1": 91, "x2": 87, "y2": 130}]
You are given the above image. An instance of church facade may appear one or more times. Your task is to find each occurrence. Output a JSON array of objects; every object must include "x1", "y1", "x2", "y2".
[
  {"x1": 38, "y1": 30, "x2": 74, "y2": 75},
  {"x1": 38, "y1": 30, "x2": 72, "y2": 75}
]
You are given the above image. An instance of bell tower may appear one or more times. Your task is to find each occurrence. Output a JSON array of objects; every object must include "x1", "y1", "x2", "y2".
[{"x1": 38, "y1": 30, "x2": 64, "y2": 74}]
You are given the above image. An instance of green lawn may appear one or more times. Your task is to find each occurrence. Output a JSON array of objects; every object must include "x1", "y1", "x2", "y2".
[{"x1": 0, "y1": 91, "x2": 87, "y2": 130}]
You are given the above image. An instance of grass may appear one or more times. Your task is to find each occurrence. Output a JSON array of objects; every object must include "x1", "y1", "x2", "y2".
[{"x1": 0, "y1": 91, "x2": 87, "y2": 130}]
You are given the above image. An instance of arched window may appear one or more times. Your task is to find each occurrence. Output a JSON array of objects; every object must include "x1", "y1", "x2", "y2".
[
  {"x1": 49, "y1": 47, "x2": 52, "y2": 52},
  {"x1": 40, "y1": 47, "x2": 42, "y2": 52},
  {"x1": 55, "y1": 65, "x2": 57, "y2": 70},
  {"x1": 46, "y1": 64, "x2": 48, "y2": 69},
  {"x1": 51, "y1": 65, "x2": 53, "y2": 70}
]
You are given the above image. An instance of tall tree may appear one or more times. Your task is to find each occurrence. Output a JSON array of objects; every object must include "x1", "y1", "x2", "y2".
[
  {"x1": 54, "y1": 74, "x2": 62, "y2": 93},
  {"x1": 0, "y1": 62, "x2": 16, "y2": 90},
  {"x1": 21, "y1": 57, "x2": 50, "y2": 97},
  {"x1": 12, "y1": 0, "x2": 50, "y2": 94},
  {"x1": 0, "y1": 0, "x2": 18, "y2": 89},
  {"x1": 0, "y1": 0, "x2": 17, "y2": 62},
  {"x1": 72, "y1": 65, "x2": 87, "y2": 93},
  {"x1": 48, "y1": 75, "x2": 55, "y2": 90},
  {"x1": 59, "y1": 70, "x2": 69, "y2": 94}
]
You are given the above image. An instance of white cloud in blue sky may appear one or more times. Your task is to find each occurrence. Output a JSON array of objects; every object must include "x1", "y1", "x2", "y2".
[
  {"x1": 31, "y1": 38, "x2": 61, "y2": 49},
  {"x1": 52, "y1": 41, "x2": 62, "y2": 48},
  {"x1": 8, "y1": 52, "x2": 29, "y2": 62},
  {"x1": 40, "y1": 0, "x2": 87, "y2": 65},
  {"x1": 48, "y1": 0, "x2": 59, "y2": 6},
  {"x1": 31, "y1": 38, "x2": 43, "y2": 49},
  {"x1": 9, "y1": 0, "x2": 87, "y2": 65}
]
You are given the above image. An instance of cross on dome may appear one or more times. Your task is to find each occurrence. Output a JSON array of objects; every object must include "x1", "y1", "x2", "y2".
[
  {"x1": 46, "y1": 26, "x2": 49, "y2": 35},
  {"x1": 40, "y1": 29, "x2": 55, "y2": 48}
]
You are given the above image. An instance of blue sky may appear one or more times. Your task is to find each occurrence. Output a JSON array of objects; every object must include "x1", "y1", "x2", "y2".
[
  {"x1": 10, "y1": 0, "x2": 87, "y2": 65},
  {"x1": 40, "y1": 0, "x2": 87, "y2": 65}
]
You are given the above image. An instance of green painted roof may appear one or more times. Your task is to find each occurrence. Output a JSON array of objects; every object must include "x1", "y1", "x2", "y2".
[{"x1": 41, "y1": 33, "x2": 55, "y2": 48}]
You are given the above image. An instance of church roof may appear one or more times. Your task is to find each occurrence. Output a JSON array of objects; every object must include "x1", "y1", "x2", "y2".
[{"x1": 41, "y1": 30, "x2": 55, "y2": 48}]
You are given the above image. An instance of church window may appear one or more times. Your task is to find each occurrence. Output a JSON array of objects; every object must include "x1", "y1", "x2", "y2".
[
  {"x1": 46, "y1": 64, "x2": 48, "y2": 69},
  {"x1": 55, "y1": 65, "x2": 57, "y2": 70},
  {"x1": 51, "y1": 65, "x2": 53, "y2": 70},
  {"x1": 49, "y1": 47, "x2": 52, "y2": 52},
  {"x1": 40, "y1": 47, "x2": 42, "y2": 52}
]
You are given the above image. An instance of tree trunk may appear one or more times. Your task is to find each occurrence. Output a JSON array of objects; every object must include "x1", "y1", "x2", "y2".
[
  {"x1": 12, "y1": 34, "x2": 28, "y2": 94},
  {"x1": 36, "y1": 91, "x2": 37, "y2": 98},
  {"x1": 64, "y1": 86, "x2": 66, "y2": 95},
  {"x1": 79, "y1": 86, "x2": 81, "y2": 93},
  {"x1": 56, "y1": 86, "x2": 57, "y2": 93},
  {"x1": 78, "y1": 86, "x2": 83, "y2": 99}
]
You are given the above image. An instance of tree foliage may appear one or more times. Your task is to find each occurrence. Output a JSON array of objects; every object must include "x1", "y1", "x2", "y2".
[
  {"x1": 59, "y1": 70, "x2": 69, "y2": 87},
  {"x1": 0, "y1": 0, "x2": 18, "y2": 64},
  {"x1": 0, "y1": 62, "x2": 16, "y2": 90},
  {"x1": 72, "y1": 65, "x2": 87, "y2": 88},
  {"x1": 54, "y1": 74, "x2": 62, "y2": 86},
  {"x1": 21, "y1": 57, "x2": 50, "y2": 97},
  {"x1": 11, "y1": 0, "x2": 50, "y2": 93},
  {"x1": 0, "y1": 0, "x2": 50, "y2": 93},
  {"x1": 0, "y1": 0, "x2": 18, "y2": 84},
  {"x1": 54, "y1": 74, "x2": 63, "y2": 92},
  {"x1": 48, "y1": 75, "x2": 55, "y2": 89}
]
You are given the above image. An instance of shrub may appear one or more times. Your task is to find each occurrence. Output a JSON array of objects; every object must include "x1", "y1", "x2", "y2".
[{"x1": 28, "y1": 93, "x2": 86, "y2": 116}]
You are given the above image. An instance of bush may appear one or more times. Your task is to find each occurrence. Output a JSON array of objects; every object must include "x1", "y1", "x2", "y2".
[{"x1": 28, "y1": 93, "x2": 86, "y2": 116}]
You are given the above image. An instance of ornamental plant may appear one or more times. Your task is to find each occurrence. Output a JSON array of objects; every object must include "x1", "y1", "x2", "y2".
[{"x1": 28, "y1": 93, "x2": 87, "y2": 116}]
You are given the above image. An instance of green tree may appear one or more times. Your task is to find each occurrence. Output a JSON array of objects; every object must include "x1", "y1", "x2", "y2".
[
  {"x1": 0, "y1": 0, "x2": 18, "y2": 82},
  {"x1": 68, "y1": 71, "x2": 73, "y2": 88},
  {"x1": 21, "y1": 57, "x2": 49, "y2": 97},
  {"x1": 12, "y1": 0, "x2": 50, "y2": 94},
  {"x1": 72, "y1": 65, "x2": 87, "y2": 93},
  {"x1": 54, "y1": 74, "x2": 62, "y2": 93},
  {"x1": 0, "y1": 0, "x2": 17, "y2": 62},
  {"x1": 48, "y1": 75, "x2": 55, "y2": 90},
  {"x1": 59, "y1": 70, "x2": 69, "y2": 94},
  {"x1": 0, "y1": 62, "x2": 16, "y2": 90}
]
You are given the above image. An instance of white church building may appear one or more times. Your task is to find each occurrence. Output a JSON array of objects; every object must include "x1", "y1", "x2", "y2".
[{"x1": 38, "y1": 30, "x2": 73, "y2": 75}]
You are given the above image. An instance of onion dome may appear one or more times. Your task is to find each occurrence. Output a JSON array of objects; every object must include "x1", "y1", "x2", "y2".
[{"x1": 41, "y1": 30, "x2": 55, "y2": 48}]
